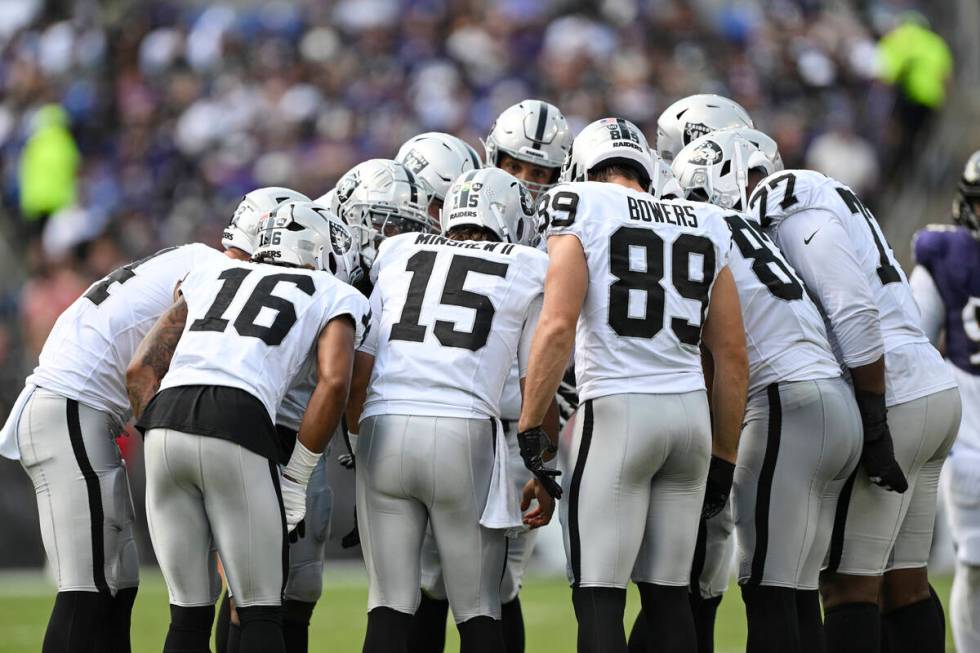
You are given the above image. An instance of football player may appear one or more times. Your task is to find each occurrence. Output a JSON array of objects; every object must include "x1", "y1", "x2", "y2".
[
  {"x1": 408, "y1": 168, "x2": 551, "y2": 653},
  {"x1": 909, "y1": 150, "x2": 980, "y2": 653},
  {"x1": 396, "y1": 132, "x2": 481, "y2": 219},
  {"x1": 485, "y1": 99, "x2": 572, "y2": 199},
  {"x1": 672, "y1": 129, "x2": 864, "y2": 653},
  {"x1": 750, "y1": 151, "x2": 960, "y2": 653},
  {"x1": 519, "y1": 117, "x2": 749, "y2": 652},
  {"x1": 0, "y1": 239, "x2": 221, "y2": 651},
  {"x1": 218, "y1": 188, "x2": 349, "y2": 653},
  {"x1": 347, "y1": 166, "x2": 557, "y2": 652},
  {"x1": 655, "y1": 94, "x2": 753, "y2": 163},
  {"x1": 127, "y1": 202, "x2": 368, "y2": 653}
]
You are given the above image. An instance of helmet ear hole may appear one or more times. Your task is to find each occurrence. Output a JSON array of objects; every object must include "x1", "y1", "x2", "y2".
[
  {"x1": 328, "y1": 252, "x2": 337, "y2": 274},
  {"x1": 516, "y1": 217, "x2": 525, "y2": 242}
]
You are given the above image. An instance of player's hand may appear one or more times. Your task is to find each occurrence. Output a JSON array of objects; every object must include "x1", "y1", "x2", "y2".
[
  {"x1": 521, "y1": 478, "x2": 555, "y2": 529},
  {"x1": 337, "y1": 453, "x2": 355, "y2": 470},
  {"x1": 855, "y1": 391, "x2": 908, "y2": 493},
  {"x1": 518, "y1": 426, "x2": 562, "y2": 499},
  {"x1": 702, "y1": 455, "x2": 735, "y2": 520},
  {"x1": 281, "y1": 475, "x2": 308, "y2": 534}
]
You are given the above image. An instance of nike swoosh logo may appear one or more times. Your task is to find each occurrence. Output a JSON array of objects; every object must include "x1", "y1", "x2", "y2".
[{"x1": 804, "y1": 229, "x2": 821, "y2": 244}]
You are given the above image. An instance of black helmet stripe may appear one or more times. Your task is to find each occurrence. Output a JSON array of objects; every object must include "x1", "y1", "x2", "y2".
[
  {"x1": 533, "y1": 101, "x2": 549, "y2": 144},
  {"x1": 403, "y1": 167, "x2": 419, "y2": 204},
  {"x1": 456, "y1": 169, "x2": 480, "y2": 208},
  {"x1": 465, "y1": 143, "x2": 480, "y2": 169}
]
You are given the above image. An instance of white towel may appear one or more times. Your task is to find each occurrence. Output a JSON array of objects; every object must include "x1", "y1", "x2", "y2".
[
  {"x1": 0, "y1": 384, "x2": 36, "y2": 460},
  {"x1": 480, "y1": 418, "x2": 522, "y2": 530}
]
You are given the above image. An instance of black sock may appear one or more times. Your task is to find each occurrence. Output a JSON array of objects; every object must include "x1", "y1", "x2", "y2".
[
  {"x1": 457, "y1": 616, "x2": 505, "y2": 653},
  {"x1": 164, "y1": 604, "x2": 214, "y2": 653},
  {"x1": 882, "y1": 596, "x2": 944, "y2": 653},
  {"x1": 407, "y1": 594, "x2": 449, "y2": 653},
  {"x1": 824, "y1": 602, "x2": 879, "y2": 653},
  {"x1": 627, "y1": 610, "x2": 648, "y2": 653},
  {"x1": 572, "y1": 586, "x2": 627, "y2": 651},
  {"x1": 795, "y1": 590, "x2": 825, "y2": 653},
  {"x1": 364, "y1": 607, "x2": 411, "y2": 653},
  {"x1": 236, "y1": 605, "x2": 284, "y2": 653},
  {"x1": 741, "y1": 584, "x2": 800, "y2": 653},
  {"x1": 694, "y1": 595, "x2": 722, "y2": 653},
  {"x1": 501, "y1": 597, "x2": 525, "y2": 653},
  {"x1": 637, "y1": 583, "x2": 697, "y2": 653},
  {"x1": 215, "y1": 592, "x2": 232, "y2": 653},
  {"x1": 43, "y1": 591, "x2": 111, "y2": 653},
  {"x1": 283, "y1": 600, "x2": 315, "y2": 653},
  {"x1": 104, "y1": 587, "x2": 138, "y2": 653},
  {"x1": 227, "y1": 622, "x2": 241, "y2": 653}
]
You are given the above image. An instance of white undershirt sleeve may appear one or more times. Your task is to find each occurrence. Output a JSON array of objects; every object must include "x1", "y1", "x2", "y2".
[
  {"x1": 909, "y1": 264, "x2": 945, "y2": 347},
  {"x1": 775, "y1": 208, "x2": 885, "y2": 368}
]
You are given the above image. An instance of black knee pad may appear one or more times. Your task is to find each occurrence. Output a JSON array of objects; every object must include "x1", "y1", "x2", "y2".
[
  {"x1": 457, "y1": 616, "x2": 505, "y2": 653},
  {"x1": 165, "y1": 605, "x2": 215, "y2": 653}
]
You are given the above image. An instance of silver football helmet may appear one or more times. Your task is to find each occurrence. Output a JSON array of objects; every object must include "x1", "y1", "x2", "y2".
[
  {"x1": 396, "y1": 132, "x2": 480, "y2": 205},
  {"x1": 343, "y1": 159, "x2": 433, "y2": 268},
  {"x1": 484, "y1": 99, "x2": 572, "y2": 194},
  {"x1": 954, "y1": 149, "x2": 980, "y2": 238},
  {"x1": 671, "y1": 130, "x2": 780, "y2": 211},
  {"x1": 562, "y1": 117, "x2": 656, "y2": 190},
  {"x1": 441, "y1": 168, "x2": 537, "y2": 246},
  {"x1": 252, "y1": 201, "x2": 361, "y2": 283},
  {"x1": 656, "y1": 94, "x2": 754, "y2": 162},
  {"x1": 222, "y1": 187, "x2": 310, "y2": 255}
]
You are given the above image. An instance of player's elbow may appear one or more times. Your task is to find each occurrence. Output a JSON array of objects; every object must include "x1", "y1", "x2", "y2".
[
  {"x1": 317, "y1": 369, "x2": 352, "y2": 404},
  {"x1": 536, "y1": 310, "x2": 577, "y2": 348}
]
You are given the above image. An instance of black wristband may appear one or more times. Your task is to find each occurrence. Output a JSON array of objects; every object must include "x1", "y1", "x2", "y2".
[
  {"x1": 708, "y1": 455, "x2": 735, "y2": 485},
  {"x1": 854, "y1": 390, "x2": 888, "y2": 442}
]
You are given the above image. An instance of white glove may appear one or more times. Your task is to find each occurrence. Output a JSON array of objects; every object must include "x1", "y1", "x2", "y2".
[
  {"x1": 282, "y1": 440, "x2": 322, "y2": 533},
  {"x1": 281, "y1": 474, "x2": 307, "y2": 533}
]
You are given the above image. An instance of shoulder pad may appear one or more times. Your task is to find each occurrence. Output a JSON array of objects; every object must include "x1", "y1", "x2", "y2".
[{"x1": 912, "y1": 226, "x2": 952, "y2": 266}]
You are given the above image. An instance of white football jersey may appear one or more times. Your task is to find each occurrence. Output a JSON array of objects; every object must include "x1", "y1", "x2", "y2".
[
  {"x1": 360, "y1": 232, "x2": 547, "y2": 421},
  {"x1": 27, "y1": 243, "x2": 221, "y2": 422},
  {"x1": 543, "y1": 181, "x2": 733, "y2": 401},
  {"x1": 498, "y1": 363, "x2": 522, "y2": 422},
  {"x1": 161, "y1": 258, "x2": 370, "y2": 422},
  {"x1": 752, "y1": 169, "x2": 956, "y2": 405},
  {"x1": 720, "y1": 212, "x2": 841, "y2": 396}
]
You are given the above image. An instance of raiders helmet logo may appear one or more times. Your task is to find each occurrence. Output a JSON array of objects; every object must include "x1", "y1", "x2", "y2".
[
  {"x1": 329, "y1": 221, "x2": 353, "y2": 255},
  {"x1": 402, "y1": 150, "x2": 429, "y2": 174},
  {"x1": 518, "y1": 184, "x2": 535, "y2": 216},
  {"x1": 336, "y1": 172, "x2": 361, "y2": 204},
  {"x1": 689, "y1": 140, "x2": 724, "y2": 166},
  {"x1": 683, "y1": 122, "x2": 711, "y2": 145}
]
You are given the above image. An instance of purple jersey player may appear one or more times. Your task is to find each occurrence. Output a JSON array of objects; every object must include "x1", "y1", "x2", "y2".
[{"x1": 910, "y1": 149, "x2": 980, "y2": 653}]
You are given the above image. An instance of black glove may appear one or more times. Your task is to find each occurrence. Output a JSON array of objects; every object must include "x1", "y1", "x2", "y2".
[
  {"x1": 702, "y1": 456, "x2": 735, "y2": 520},
  {"x1": 337, "y1": 453, "x2": 355, "y2": 470},
  {"x1": 342, "y1": 506, "x2": 360, "y2": 548},
  {"x1": 855, "y1": 390, "x2": 908, "y2": 493},
  {"x1": 288, "y1": 519, "x2": 306, "y2": 544},
  {"x1": 517, "y1": 426, "x2": 562, "y2": 500}
]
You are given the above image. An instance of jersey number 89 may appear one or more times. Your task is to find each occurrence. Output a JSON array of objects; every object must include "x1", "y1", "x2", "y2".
[{"x1": 608, "y1": 226, "x2": 715, "y2": 345}]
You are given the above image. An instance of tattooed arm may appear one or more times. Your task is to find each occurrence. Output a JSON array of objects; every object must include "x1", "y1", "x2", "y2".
[{"x1": 126, "y1": 296, "x2": 188, "y2": 419}]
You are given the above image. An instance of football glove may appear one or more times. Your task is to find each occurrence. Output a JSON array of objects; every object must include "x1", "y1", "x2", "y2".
[
  {"x1": 855, "y1": 390, "x2": 908, "y2": 493},
  {"x1": 517, "y1": 426, "x2": 562, "y2": 499},
  {"x1": 280, "y1": 474, "x2": 308, "y2": 535},
  {"x1": 702, "y1": 455, "x2": 735, "y2": 520}
]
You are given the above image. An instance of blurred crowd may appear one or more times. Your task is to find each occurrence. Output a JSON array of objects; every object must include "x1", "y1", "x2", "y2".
[{"x1": 0, "y1": 0, "x2": 952, "y2": 417}]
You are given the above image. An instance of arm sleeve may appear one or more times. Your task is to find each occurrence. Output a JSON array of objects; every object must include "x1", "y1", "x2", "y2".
[
  {"x1": 776, "y1": 208, "x2": 884, "y2": 368},
  {"x1": 357, "y1": 285, "x2": 382, "y2": 355},
  {"x1": 909, "y1": 265, "x2": 944, "y2": 346},
  {"x1": 517, "y1": 293, "x2": 544, "y2": 378}
]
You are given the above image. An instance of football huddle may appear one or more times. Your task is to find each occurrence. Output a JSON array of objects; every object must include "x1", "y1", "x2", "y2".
[{"x1": 1, "y1": 94, "x2": 978, "y2": 653}]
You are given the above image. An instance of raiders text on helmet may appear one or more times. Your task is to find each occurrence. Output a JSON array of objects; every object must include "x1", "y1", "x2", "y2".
[
  {"x1": 441, "y1": 167, "x2": 537, "y2": 246},
  {"x1": 561, "y1": 117, "x2": 656, "y2": 191},
  {"x1": 252, "y1": 200, "x2": 361, "y2": 283}
]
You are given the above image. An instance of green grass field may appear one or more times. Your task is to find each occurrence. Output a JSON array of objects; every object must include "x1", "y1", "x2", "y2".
[{"x1": 0, "y1": 567, "x2": 957, "y2": 652}]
